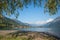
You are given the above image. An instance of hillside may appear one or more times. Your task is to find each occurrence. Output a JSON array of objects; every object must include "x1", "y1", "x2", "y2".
[
  {"x1": 0, "y1": 16, "x2": 31, "y2": 30},
  {"x1": 45, "y1": 16, "x2": 60, "y2": 28}
]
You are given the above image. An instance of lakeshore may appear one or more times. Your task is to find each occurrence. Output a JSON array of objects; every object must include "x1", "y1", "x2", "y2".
[{"x1": 0, "y1": 30, "x2": 60, "y2": 40}]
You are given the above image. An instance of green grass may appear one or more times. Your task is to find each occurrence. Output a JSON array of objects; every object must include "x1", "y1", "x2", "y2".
[
  {"x1": 0, "y1": 35, "x2": 31, "y2": 40},
  {"x1": 0, "y1": 32, "x2": 32, "y2": 40},
  {"x1": 0, "y1": 33, "x2": 58, "y2": 40}
]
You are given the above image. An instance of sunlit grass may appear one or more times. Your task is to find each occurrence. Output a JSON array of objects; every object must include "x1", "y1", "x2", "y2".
[
  {"x1": 0, "y1": 34, "x2": 58, "y2": 40},
  {"x1": 0, "y1": 36, "x2": 28, "y2": 40}
]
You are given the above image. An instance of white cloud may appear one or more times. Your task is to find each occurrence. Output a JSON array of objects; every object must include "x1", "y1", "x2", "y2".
[
  {"x1": 34, "y1": 21, "x2": 46, "y2": 25},
  {"x1": 46, "y1": 18, "x2": 54, "y2": 23},
  {"x1": 25, "y1": 18, "x2": 54, "y2": 25}
]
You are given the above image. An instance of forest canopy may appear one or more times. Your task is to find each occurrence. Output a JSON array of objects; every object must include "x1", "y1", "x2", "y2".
[{"x1": 0, "y1": 0, "x2": 60, "y2": 17}]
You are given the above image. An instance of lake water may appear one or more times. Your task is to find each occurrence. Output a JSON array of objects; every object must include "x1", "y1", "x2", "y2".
[
  {"x1": 15, "y1": 28, "x2": 60, "y2": 38},
  {"x1": 19, "y1": 28, "x2": 51, "y2": 32}
]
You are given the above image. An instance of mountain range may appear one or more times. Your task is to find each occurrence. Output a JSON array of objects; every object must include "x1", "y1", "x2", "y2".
[
  {"x1": 44, "y1": 16, "x2": 60, "y2": 28},
  {"x1": 30, "y1": 16, "x2": 60, "y2": 28},
  {"x1": 0, "y1": 16, "x2": 31, "y2": 30},
  {"x1": 0, "y1": 15, "x2": 60, "y2": 30}
]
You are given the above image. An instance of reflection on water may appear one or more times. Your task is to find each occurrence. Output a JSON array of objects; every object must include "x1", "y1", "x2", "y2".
[
  {"x1": 19, "y1": 28, "x2": 51, "y2": 32},
  {"x1": 14, "y1": 27, "x2": 60, "y2": 37},
  {"x1": 17, "y1": 28, "x2": 60, "y2": 37}
]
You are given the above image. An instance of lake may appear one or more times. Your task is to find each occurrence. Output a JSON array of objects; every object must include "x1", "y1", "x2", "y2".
[{"x1": 15, "y1": 28, "x2": 60, "y2": 38}]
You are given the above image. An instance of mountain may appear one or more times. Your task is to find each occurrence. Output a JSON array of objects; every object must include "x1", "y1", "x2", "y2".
[
  {"x1": 0, "y1": 16, "x2": 31, "y2": 30},
  {"x1": 29, "y1": 24, "x2": 43, "y2": 28},
  {"x1": 44, "y1": 16, "x2": 60, "y2": 28}
]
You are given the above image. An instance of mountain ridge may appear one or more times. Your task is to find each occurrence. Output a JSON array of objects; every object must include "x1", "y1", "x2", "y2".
[
  {"x1": 43, "y1": 16, "x2": 60, "y2": 28},
  {"x1": 0, "y1": 16, "x2": 31, "y2": 30}
]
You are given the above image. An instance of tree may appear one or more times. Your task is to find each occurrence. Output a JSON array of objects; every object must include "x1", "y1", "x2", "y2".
[{"x1": 0, "y1": 0, "x2": 60, "y2": 18}]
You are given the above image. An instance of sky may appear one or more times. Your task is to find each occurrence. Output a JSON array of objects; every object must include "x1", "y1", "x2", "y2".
[
  {"x1": 16, "y1": 6, "x2": 60, "y2": 25},
  {"x1": 7, "y1": 2, "x2": 60, "y2": 25}
]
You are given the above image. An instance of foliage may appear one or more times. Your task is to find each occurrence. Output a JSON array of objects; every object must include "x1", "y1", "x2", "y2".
[
  {"x1": 45, "y1": 0, "x2": 60, "y2": 15},
  {"x1": 0, "y1": 0, "x2": 60, "y2": 17}
]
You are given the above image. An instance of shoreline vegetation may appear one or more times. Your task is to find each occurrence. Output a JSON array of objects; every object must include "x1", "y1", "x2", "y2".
[{"x1": 0, "y1": 30, "x2": 60, "y2": 40}]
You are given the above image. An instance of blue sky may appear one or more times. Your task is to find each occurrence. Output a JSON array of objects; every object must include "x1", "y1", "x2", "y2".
[
  {"x1": 12, "y1": 6, "x2": 59, "y2": 25},
  {"x1": 7, "y1": 2, "x2": 60, "y2": 25}
]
